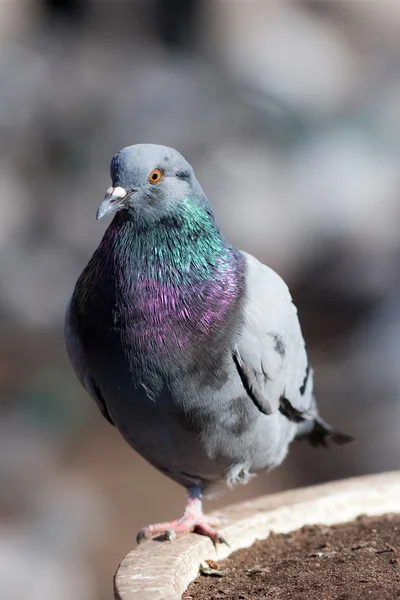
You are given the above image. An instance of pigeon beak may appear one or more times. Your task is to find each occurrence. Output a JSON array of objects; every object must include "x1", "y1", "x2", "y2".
[{"x1": 96, "y1": 186, "x2": 130, "y2": 220}]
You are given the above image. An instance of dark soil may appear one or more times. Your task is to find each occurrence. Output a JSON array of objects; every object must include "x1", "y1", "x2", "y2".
[{"x1": 183, "y1": 514, "x2": 400, "y2": 600}]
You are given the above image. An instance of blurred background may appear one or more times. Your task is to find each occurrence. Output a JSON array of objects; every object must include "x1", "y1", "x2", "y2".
[{"x1": 1, "y1": 0, "x2": 400, "y2": 597}]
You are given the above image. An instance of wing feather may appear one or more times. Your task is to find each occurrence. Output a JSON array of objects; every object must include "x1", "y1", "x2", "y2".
[
  {"x1": 235, "y1": 251, "x2": 314, "y2": 418},
  {"x1": 64, "y1": 298, "x2": 114, "y2": 426}
]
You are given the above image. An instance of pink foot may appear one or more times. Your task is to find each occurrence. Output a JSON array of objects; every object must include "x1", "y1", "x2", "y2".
[{"x1": 136, "y1": 487, "x2": 229, "y2": 546}]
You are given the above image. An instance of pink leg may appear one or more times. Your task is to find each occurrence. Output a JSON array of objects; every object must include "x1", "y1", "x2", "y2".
[{"x1": 136, "y1": 487, "x2": 229, "y2": 546}]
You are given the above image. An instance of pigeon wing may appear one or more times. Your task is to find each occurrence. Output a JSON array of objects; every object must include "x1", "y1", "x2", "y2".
[
  {"x1": 235, "y1": 251, "x2": 314, "y2": 419},
  {"x1": 64, "y1": 298, "x2": 114, "y2": 426}
]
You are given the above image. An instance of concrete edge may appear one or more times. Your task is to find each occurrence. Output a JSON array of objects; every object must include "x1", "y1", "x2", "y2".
[{"x1": 114, "y1": 471, "x2": 400, "y2": 600}]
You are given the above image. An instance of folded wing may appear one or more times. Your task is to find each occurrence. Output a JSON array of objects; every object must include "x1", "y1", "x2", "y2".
[{"x1": 64, "y1": 299, "x2": 114, "y2": 426}]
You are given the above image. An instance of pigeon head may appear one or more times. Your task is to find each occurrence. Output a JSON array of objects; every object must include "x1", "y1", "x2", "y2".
[{"x1": 96, "y1": 144, "x2": 204, "y2": 224}]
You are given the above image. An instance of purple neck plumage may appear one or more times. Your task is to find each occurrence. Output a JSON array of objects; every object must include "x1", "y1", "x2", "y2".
[{"x1": 78, "y1": 203, "x2": 246, "y2": 354}]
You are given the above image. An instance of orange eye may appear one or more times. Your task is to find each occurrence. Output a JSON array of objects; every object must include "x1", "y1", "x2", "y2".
[{"x1": 148, "y1": 168, "x2": 163, "y2": 184}]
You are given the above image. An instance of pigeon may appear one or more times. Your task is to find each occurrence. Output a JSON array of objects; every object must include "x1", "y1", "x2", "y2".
[{"x1": 65, "y1": 144, "x2": 352, "y2": 545}]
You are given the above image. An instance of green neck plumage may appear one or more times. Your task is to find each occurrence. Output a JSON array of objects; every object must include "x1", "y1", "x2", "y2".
[
  {"x1": 101, "y1": 196, "x2": 238, "y2": 286},
  {"x1": 74, "y1": 195, "x2": 245, "y2": 356}
]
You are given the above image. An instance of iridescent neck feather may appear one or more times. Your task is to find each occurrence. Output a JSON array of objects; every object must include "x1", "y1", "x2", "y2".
[{"x1": 76, "y1": 196, "x2": 245, "y2": 353}]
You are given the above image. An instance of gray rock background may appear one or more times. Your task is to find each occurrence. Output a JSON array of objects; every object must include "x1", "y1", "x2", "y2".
[{"x1": 1, "y1": 1, "x2": 400, "y2": 598}]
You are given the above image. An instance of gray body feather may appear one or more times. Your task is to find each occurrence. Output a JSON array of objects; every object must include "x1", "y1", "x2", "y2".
[{"x1": 66, "y1": 251, "x2": 313, "y2": 494}]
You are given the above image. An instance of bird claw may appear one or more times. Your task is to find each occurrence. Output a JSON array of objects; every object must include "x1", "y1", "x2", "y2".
[
  {"x1": 136, "y1": 516, "x2": 229, "y2": 546},
  {"x1": 136, "y1": 488, "x2": 229, "y2": 546},
  {"x1": 216, "y1": 534, "x2": 230, "y2": 548},
  {"x1": 165, "y1": 529, "x2": 176, "y2": 542},
  {"x1": 193, "y1": 521, "x2": 230, "y2": 547},
  {"x1": 136, "y1": 528, "x2": 147, "y2": 545}
]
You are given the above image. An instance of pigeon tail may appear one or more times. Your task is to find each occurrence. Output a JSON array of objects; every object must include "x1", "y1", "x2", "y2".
[
  {"x1": 299, "y1": 416, "x2": 354, "y2": 448},
  {"x1": 279, "y1": 396, "x2": 353, "y2": 448}
]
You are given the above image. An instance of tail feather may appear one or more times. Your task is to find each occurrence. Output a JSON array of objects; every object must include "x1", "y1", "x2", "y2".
[
  {"x1": 279, "y1": 395, "x2": 354, "y2": 448},
  {"x1": 299, "y1": 416, "x2": 354, "y2": 448}
]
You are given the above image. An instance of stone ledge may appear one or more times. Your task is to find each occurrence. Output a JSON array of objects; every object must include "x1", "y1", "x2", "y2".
[{"x1": 114, "y1": 471, "x2": 400, "y2": 600}]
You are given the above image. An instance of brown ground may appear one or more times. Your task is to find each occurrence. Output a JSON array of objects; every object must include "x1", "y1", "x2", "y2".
[{"x1": 183, "y1": 514, "x2": 400, "y2": 600}]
